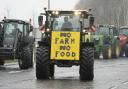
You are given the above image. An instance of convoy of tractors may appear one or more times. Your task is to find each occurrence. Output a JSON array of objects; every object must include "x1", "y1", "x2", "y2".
[{"x1": 0, "y1": 8, "x2": 128, "y2": 81}]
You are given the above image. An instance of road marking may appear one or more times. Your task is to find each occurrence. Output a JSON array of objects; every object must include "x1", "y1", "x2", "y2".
[{"x1": 8, "y1": 71, "x2": 22, "y2": 74}]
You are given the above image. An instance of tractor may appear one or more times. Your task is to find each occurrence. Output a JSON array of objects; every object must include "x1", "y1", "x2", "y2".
[
  {"x1": 93, "y1": 25, "x2": 120, "y2": 59},
  {"x1": 119, "y1": 26, "x2": 128, "y2": 57},
  {"x1": 0, "y1": 19, "x2": 34, "y2": 69},
  {"x1": 36, "y1": 9, "x2": 95, "y2": 81}
]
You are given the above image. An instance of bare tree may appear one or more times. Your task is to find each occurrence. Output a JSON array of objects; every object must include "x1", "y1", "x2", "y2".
[{"x1": 75, "y1": 0, "x2": 128, "y2": 27}]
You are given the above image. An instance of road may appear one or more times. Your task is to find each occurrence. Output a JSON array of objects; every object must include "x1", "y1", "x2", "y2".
[{"x1": 0, "y1": 58, "x2": 128, "y2": 89}]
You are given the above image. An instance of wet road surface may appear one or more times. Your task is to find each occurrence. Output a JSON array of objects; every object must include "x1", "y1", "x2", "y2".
[{"x1": 0, "y1": 58, "x2": 128, "y2": 89}]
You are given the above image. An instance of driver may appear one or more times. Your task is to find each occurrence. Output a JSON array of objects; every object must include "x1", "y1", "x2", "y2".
[
  {"x1": 61, "y1": 17, "x2": 73, "y2": 30},
  {"x1": 11, "y1": 23, "x2": 19, "y2": 35}
]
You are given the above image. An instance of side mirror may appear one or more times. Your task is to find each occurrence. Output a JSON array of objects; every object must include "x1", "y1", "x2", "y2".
[
  {"x1": 38, "y1": 16, "x2": 43, "y2": 26},
  {"x1": 89, "y1": 16, "x2": 94, "y2": 26},
  {"x1": 30, "y1": 26, "x2": 33, "y2": 32}
]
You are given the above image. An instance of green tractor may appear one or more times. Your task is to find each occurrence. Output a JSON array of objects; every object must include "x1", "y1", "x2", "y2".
[
  {"x1": 93, "y1": 25, "x2": 120, "y2": 59},
  {"x1": 36, "y1": 9, "x2": 95, "y2": 81},
  {"x1": 0, "y1": 19, "x2": 34, "y2": 69}
]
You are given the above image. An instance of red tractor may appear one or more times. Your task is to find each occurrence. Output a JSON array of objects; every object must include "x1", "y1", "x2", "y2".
[{"x1": 119, "y1": 26, "x2": 128, "y2": 57}]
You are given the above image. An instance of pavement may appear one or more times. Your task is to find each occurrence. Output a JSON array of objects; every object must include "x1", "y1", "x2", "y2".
[{"x1": 0, "y1": 57, "x2": 128, "y2": 89}]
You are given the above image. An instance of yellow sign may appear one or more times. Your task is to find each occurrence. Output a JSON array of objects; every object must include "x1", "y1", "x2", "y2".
[{"x1": 50, "y1": 31, "x2": 80, "y2": 60}]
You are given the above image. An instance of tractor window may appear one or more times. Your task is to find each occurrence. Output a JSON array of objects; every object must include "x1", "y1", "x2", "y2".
[
  {"x1": 52, "y1": 15, "x2": 80, "y2": 31},
  {"x1": 112, "y1": 28, "x2": 118, "y2": 36},
  {"x1": 23, "y1": 24, "x2": 29, "y2": 36},
  {"x1": 18, "y1": 24, "x2": 24, "y2": 32},
  {"x1": 3, "y1": 22, "x2": 24, "y2": 35},
  {"x1": 95, "y1": 27, "x2": 109, "y2": 35},
  {"x1": 120, "y1": 28, "x2": 128, "y2": 35},
  {"x1": 109, "y1": 28, "x2": 113, "y2": 35},
  {"x1": 3, "y1": 22, "x2": 18, "y2": 36}
]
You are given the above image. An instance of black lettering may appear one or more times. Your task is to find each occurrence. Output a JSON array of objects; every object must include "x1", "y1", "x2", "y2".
[
  {"x1": 60, "y1": 52, "x2": 65, "y2": 57},
  {"x1": 60, "y1": 46, "x2": 66, "y2": 50},
  {"x1": 60, "y1": 33, "x2": 66, "y2": 37},
  {"x1": 67, "y1": 33, "x2": 71, "y2": 37},
  {"x1": 55, "y1": 51, "x2": 59, "y2": 57},
  {"x1": 55, "y1": 38, "x2": 59, "y2": 44},
  {"x1": 60, "y1": 39, "x2": 65, "y2": 44},
  {"x1": 66, "y1": 46, "x2": 70, "y2": 51},
  {"x1": 60, "y1": 33, "x2": 71, "y2": 37},
  {"x1": 65, "y1": 38, "x2": 69, "y2": 44},
  {"x1": 71, "y1": 39, "x2": 75, "y2": 44},
  {"x1": 66, "y1": 52, "x2": 70, "y2": 57},
  {"x1": 72, "y1": 52, "x2": 76, "y2": 57},
  {"x1": 60, "y1": 46, "x2": 70, "y2": 51}
]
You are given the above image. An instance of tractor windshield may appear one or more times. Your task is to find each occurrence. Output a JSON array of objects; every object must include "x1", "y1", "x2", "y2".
[
  {"x1": 3, "y1": 22, "x2": 23, "y2": 47},
  {"x1": 120, "y1": 28, "x2": 128, "y2": 36},
  {"x1": 52, "y1": 15, "x2": 80, "y2": 31}
]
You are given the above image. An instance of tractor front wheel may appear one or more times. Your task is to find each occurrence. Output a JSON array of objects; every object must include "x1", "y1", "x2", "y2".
[
  {"x1": 80, "y1": 47, "x2": 94, "y2": 81},
  {"x1": 112, "y1": 45, "x2": 120, "y2": 58},
  {"x1": 103, "y1": 46, "x2": 112, "y2": 59},
  {"x1": 36, "y1": 46, "x2": 52, "y2": 79}
]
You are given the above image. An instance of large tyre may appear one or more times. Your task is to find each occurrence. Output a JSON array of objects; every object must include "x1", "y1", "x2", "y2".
[
  {"x1": 18, "y1": 48, "x2": 31, "y2": 69},
  {"x1": 112, "y1": 45, "x2": 120, "y2": 58},
  {"x1": 103, "y1": 46, "x2": 112, "y2": 59},
  {"x1": 0, "y1": 60, "x2": 5, "y2": 66},
  {"x1": 80, "y1": 47, "x2": 94, "y2": 81},
  {"x1": 29, "y1": 47, "x2": 33, "y2": 68},
  {"x1": 36, "y1": 46, "x2": 54, "y2": 79}
]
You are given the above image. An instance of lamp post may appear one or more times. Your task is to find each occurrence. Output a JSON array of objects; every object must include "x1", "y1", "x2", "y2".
[{"x1": 48, "y1": 0, "x2": 50, "y2": 10}]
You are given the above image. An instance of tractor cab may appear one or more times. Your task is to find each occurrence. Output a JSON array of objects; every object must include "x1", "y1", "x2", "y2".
[{"x1": 119, "y1": 26, "x2": 128, "y2": 36}]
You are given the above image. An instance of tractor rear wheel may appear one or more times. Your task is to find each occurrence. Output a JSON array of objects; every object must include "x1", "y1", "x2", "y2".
[
  {"x1": 80, "y1": 47, "x2": 94, "y2": 81},
  {"x1": 36, "y1": 46, "x2": 51, "y2": 79},
  {"x1": 103, "y1": 46, "x2": 112, "y2": 59}
]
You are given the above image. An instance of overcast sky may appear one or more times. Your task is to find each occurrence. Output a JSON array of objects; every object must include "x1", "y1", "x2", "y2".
[{"x1": 0, "y1": 0, "x2": 79, "y2": 27}]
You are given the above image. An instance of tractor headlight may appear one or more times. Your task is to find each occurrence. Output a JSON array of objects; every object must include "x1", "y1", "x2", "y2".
[
  {"x1": 46, "y1": 28, "x2": 50, "y2": 32},
  {"x1": 55, "y1": 11, "x2": 59, "y2": 15},
  {"x1": 41, "y1": 30, "x2": 45, "y2": 33},
  {"x1": 88, "y1": 32, "x2": 91, "y2": 35},
  {"x1": 52, "y1": 11, "x2": 55, "y2": 14},
  {"x1": 82, "y1": 29, "x2": 86, "y2": 33},
  {"x1": 74, "y1": 11, "x2": 81, "y2": 16},
  {"x1": 52, "y1": 11, "x2": 59, "y2": 15}
]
